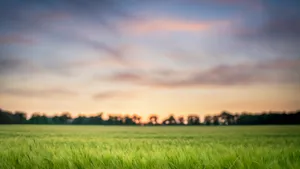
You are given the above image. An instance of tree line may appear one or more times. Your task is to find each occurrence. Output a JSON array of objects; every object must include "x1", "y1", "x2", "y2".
[{"x1": 0, "y1": 108, "x2": 300, "y2": 125}]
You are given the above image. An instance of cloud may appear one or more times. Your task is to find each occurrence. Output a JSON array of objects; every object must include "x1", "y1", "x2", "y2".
[
  {"x1": 176, "y1": 0, "x2": 263, "y2": 10},
  {"x1": 0, "y1": 2, "x2": 69, "y2": 34},
  {"x1": 0, "y1": 44, "x2": 135, "y2": 78},
  {"x1": 105, "y1": 58, "x2": 300, "y2": 88},
  {"x1": 0, "y1": 34, "x2": 36, "y2": 45},
  {"x1": 261, "y1": 16, "x2": 300, "y2": 39},
  {"x1": 0, "y1": 87, "x2": 77, "y2": 98},
  {"x1": 93, "y1": 91, "x2": 134, "y2": 100},
  {"x1": 234, "y1": 1, "x2": 300, "y2": 39},
  {"x1": 0, "y1": 56, "x2": 72, "y2": 76},
  {"x1": 108, "y1": 72, "x2": 144, "y2": 82},
  {"x1": 163, "y1": 58, "x2": 300, "y2": 87},
  {"x1": 0, "y1": 0, "x2": 132, "y2": 32},
  {"x1": 76, "y1": 37, "x2": 127, "y2": 64},
  {"x1": 236, "y1": 16, "x2": 300, "y2": 40},
  {"x1": 0, "y1": 0, "x2": 136, "y2": 69},
  {"x1": 123, "y1": 19, "x2": 228, "y2": 35},
  {"x1": 0, "y1": 56, "x2": 37, "y2": 74},
  {"x1": 39, "y1": 21, "x2": 130, "y2": 65},
  {"x1": 213, "y1": 0, "x2": 259, "y2": 4},
  {"x1": 35, "y1": 11, "x2": 71, "y2": 21}
]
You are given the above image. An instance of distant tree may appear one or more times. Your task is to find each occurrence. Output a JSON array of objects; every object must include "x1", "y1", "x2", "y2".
[
  {"x1": 28, "y1": 113, "x2": 42, "y2": 124},
  {"x1": 212, "y1": 115, "x2": 220, "y2": 125},
  {"x1": 178, "y1": 116, "x2": 185, "y2": 125},
  {"x1": 72, "y1": 115, "x2": 86, "y2": 124},
  {"x1": 137, "y1": 116, "x2": 142, "y2": 125},
  {"x1": 60, "y1": 112, "x2": 72, "y2": 124},
  {"x1": 52, "y1": 115, "x2": 62, "y2": 124},
  {"x1": 0, "y1": 109, "x2": 14, "y2": 124},
  {"x1": 87, "y1": 113, "x2": 104, "y2": 125},
  {"x1": 106, "y1": 115, "x2": 123, "y2": 125},
  {"x1": 13, "y1": 111, "x2": 27, "y2": 124},
  {"x1": 149, "y1": 115, "x2": 159, "y2": 125},
  {"x1": 124, "y1": 115, "x2": 135, "y2": 125},
  {"x1": 117, "y1": 115, "x2": 123, "y2": 125},
  {"x1": 132, "y1": 114, "x2": 142, "y2": 125},
  {"x1": 40, "y1": 114, "x2": 50, "y2": 124},
  {"x1": 107, "y1": 115, "x2": 114, "y2": 125},
  {"x1": 1, "y1": 107, "x2": 300, "y2": 126},
  {"x1": 187, "y1": 115, "x2": 200, "y2": 125},
  {"x1": 162, "y1": 114, "x2": 177, "y2": 125},
  {"x1": 219, "y1": 111, "x2": 235, "y2": 125},
  {"x1": 204, "y1": 115, "x2": 212, "y2": 125}
]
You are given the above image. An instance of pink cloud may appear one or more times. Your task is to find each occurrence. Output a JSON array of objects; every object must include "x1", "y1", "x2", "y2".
[{"x1": 123, "y1": 19, "x2": 229, "y2": 35}]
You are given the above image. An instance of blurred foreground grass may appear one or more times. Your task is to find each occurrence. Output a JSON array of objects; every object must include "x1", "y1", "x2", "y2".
[{"x1": 0, "y1": 125, "x2": 299, "y2": 169}]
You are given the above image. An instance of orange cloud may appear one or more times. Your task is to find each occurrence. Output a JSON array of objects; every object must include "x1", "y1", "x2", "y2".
[
  {"x1": 93, "y1": 91, "x2": 137, "y2": 100},
  {"x1": 124, "y1": 19, "x2": 228, "y2": 34}
]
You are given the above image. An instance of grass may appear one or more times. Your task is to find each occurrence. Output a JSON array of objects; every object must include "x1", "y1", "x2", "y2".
[{"x1": 0, "y1": 125, "x2": 300, "y2": 169}]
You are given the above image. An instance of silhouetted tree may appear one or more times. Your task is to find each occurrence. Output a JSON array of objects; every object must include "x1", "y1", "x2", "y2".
[
  {"x1": 87, "y1": 113, "x2": 104, "y2": 125},
  {"x1": 123, "y1": 115, "x2": 135, "y2": 125},
  {"x1": 0, "y1": 109, "x2": 14, "y2": 124},
  {"x1": 72, "y1": 115, "x2": 86, "y2": 124},
  {"x1": 60, "y1": 112, "x2": 72, "y2": 124},
  {"x1": 212, "y1": 115, "x2": 220, "y2": 125},
  {"x1": 204, "y1": 115, "x2": 212, "y2": 125},
  {"x1": 52, "y1": 115, "x2": 61, "y2": 124},
  {"x1": 219, "y1": 111, "x2": 235, "y2": 125},
  {"x1": 107, "y1": 115, "x2": 114, "y2": 125},
  {"x1": 13, "y1": 111, "x2": 27, "y2": 124},
  {"x1": 162, "y1": 114, "x2": 177, "y2": 125},
  {"x1": 132, "y1": 114, "x2": 141, "y2": 125},
  {"x1": 149, "y1": 115, "x2": 159, "y2": 125},
  {"x1": 187, "y1": 115, "x2": 200, "y2": 125},
  {"x1": 28, "y1": 113, "x2": 43, "y2": 124},
  {"x1": 1, "y1": 108, "x2": 300, "y2": 125},
  {"x1": 178, "y1": 116, "x2": 185, "y2": 125}
]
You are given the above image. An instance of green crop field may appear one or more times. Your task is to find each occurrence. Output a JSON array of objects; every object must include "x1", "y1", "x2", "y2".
[{"x1": 0, "y1": 125, "x2": 300, "y2": 169}]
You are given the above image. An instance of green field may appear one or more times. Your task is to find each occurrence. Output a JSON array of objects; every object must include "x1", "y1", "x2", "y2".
[{"x1": 0, "y1": 126, "x2": 300, "y2": 169}]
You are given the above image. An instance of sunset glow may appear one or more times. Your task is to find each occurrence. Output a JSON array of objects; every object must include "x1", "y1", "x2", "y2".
[{"x1": 0, "y1": 0, "x2": 299, "y2": 119}]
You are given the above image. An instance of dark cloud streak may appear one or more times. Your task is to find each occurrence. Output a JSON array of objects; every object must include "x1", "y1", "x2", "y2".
[
  {"x1": 106, "y1": 58, "x2": 300, "y2": 88},
  {"x1": 0, "y1": 56, "x2": 37, "y2": 74},
  {"x1": 0, "y1": 56, "x2": 72, "y2": 77},
  {"x1": 0, "y1": 34, "x2": 36, "y2": 45}
]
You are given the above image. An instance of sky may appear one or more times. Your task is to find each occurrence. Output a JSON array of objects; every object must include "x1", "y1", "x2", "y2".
[{"x1": 0, "y1": 0, "x2": 299, "y2": 119}]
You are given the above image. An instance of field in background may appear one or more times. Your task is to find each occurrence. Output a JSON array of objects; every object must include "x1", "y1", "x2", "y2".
[{"x1": 0, "y1": 125, "x2": 300, "y2": 169}]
